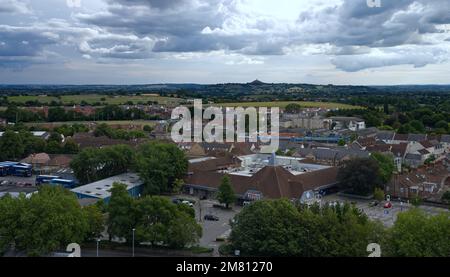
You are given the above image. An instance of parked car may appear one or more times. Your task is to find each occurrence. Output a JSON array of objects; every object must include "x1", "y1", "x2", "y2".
[
  {"x1": 384, "y1": 202, "x2": 392, "y2": 209},
  {"x1": 181, "y1": 200, "x2": 194, "y2": 207},
  {"x1": 369, "y1": 200, "x2": 379, "y2": 207},
  {"x1": 172, "y1": 198, "x2": 182, "y2": 204},
  {"x1": 204, "y1": 214, "x2": 219, "y2": 221}
]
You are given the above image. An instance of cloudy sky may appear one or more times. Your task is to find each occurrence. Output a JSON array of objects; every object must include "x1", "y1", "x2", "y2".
[{"x1": 0, "y1": 0, "x2": 449, "y2": 85}]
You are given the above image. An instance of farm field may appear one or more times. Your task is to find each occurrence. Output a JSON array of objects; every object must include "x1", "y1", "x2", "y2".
[
  {"x1": 24, "y1": 120, "x2": 158, "y2": 129},
  {"x1": 7, "y1": 94, "x2": 183, "y2": 106},
  {"x1": 212, "y1": 101, "x2": 363, "y2": 110}
]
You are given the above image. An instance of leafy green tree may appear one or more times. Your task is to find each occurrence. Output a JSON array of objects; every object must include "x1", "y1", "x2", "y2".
[
  {"x1": 285, "y1": 103, "x2": 302, "y2": 114},
  {"x1": 63, "y1": 139, "x2": 79, "y2": 154},
  {"x1": 217, "y1": 175, "x2": 236, "y2": 209},
  {"x1": 71, "y1": 145, "x2": 135, "y2": 184},
  {"x1": 143, "y1": 125, "x2": 153, "y2": 132},
  {"x1": 45, "y1": 140, "x2": 63, "y2": 154},
  {"x1": 441, "y1": 191, "x2": 450, "y2": 204},
  {"x1": 385, "y1": 209, "x2": 450, "y2": 257},
  {"x1": 167, "y1": 211, "x2": 202, "y2": 249},
  {"x1": 48, "y1": 132, "x2": 63, "y2": 143},
  {"x1": 337, "y1": 158, "x2": 382, "y2": 196},
  {"x1": 337, "y1": 139, "x2": 346, "y2": 146},
  {"x1": 409, "y1": 120, "x2": 425, "y2": 133},
  {"x1": 371, "y1": 152, "x2": 395, "y2": 184},
  {"x1": 134, "y1": 196, "x2": 201, "y2": 249},
  {"x1": 230, "y1": 199, "x2": 303, "y2": 256},
  {"x1": 434, "y1": 120, "x2": 448, "y2": 131},
  {"x1": 135, "y1": 142, "x2": 188, "y2": 195},
  {"x1": 0, "y1": 186, "x2": 90, "y2": 256},
  {"x1": 22, "y1": 135, "x2": 47, "y2": 156},
  {"x1": 374, "y1": 187, "x2": 385, "y2": 202},
  {"x1": 83, "y1": 205, "x2": 105, "y2": 240},
  {"x1": 172, "y1": 178, "x2": 185, "y2": 194},
  {"x1": 48, "y1": 107, "x2": 67, "y2": 122},
  {"x1": 230, "y1": 199, "x2": 383, "y2": 257},
  {"x1": 107, "y1": 183, "x2": 136, "y2": 243},
  {"x1": 398, "y1": 123, "x2": 414, "y2": 134},
  {"x1": 411, "y1": 195, "x2": 422, "y2": 207},
  {"x1": 0, "y1": 130, "x2": 24, "y2": 160}
]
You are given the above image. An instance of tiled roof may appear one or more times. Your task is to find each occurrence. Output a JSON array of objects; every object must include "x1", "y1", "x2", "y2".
[
  {"x1": 419, "y1": 140, "x2": 434, "y2": 149},
  {"x1": 393, "y1": 133, "x2": 408, "y2": 141},
  {"x1": 186, "y1": 165, "x2": 338, "y2": 199}
]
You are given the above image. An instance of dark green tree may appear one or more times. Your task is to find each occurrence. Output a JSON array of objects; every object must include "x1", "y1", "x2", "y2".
[
  {"x1": 135, "y1": 142, "x2": 188, "y2": 195},
  {"x1": 107, "y1": 183, "x2": 135, "y2": 242},
  {"x1": 371, "y1": 152, "x2": 395, "y2": 184},
  {"x1": 0, "y1": 130, "x2": 24, "y2": 160},
  {"x1": 71, "y1": 144, "x2": 135, "y2": 184},
  {"x1": 217, "y1": 175, "x2": 236, "y2": 209},
  {"x1": 285, "y1": 103, "x2": 302, "y2": 114},
  {"x1": 134, "y1": 196, "x2": 201, "y2": 248},
  {"x1": 0, "y1": 186, "x2": 91, "y2": 256},
  {"x1": 337, "y1": 158, "x2": 382, "y2": 196},
  {"x1": 385, "y1": 209, "x2": 450, "y2": 257},
  {"x1": 63, "y1": 139, "x2": 79, "y2": 154}
]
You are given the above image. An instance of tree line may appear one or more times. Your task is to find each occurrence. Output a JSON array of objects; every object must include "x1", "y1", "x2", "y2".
[
  {"x1": 70, "y1": 142, "x2": 188, "y2": 196},
  {"x1": 227, "y1": 199, "x2": 450, "y2": 257},
  {"x1": 0, "y1": 130, "x2": 80, "y2": 161},
  {"x1": 0, "y1": 104, "x2": 162, "y2": 124},
  {"x1": 106, "y1": 183, "x2": 201, "y2": 249},
  {"x1": 0, "y1": 186, "x2": 103, "y2": 256}
]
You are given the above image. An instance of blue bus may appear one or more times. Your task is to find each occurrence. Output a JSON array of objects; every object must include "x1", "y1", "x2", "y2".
[
  {"x1": 0, "y1": 161, "x2": 19, "y2": 176},
  {"x1": 11, "y1": 164, "x2": 32, "y2": 177},
  {"x1": 49, "y1": 179, "x2": 77, "y2": 189},
  {"x1": 36, "y1": 175, "x2": 61, "y2": 185}
]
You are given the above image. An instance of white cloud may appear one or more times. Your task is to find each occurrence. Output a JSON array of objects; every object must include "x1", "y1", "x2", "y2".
[{"x1": 66, "y1": 0, "x2": 82, "y2": 9}]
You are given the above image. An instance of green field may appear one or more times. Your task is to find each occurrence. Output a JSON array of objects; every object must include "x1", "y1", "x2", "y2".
[
  {"x1": 213, "y1": 101, "x2": 363, "y2": 110},
  {"x1": 25, "y1": 120, "x2": 158, "y2": 129},
  {"x1": 7, "y1": 94, "x2": 183, "y2": 106}
]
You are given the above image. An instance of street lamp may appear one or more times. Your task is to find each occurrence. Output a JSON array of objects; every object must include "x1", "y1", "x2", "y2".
[
  {"x1": 132, "y1": 228, "x2": 136, "y2": 257},
  {"x1": 96, "y1": 238, "x2": 100, "y2": 257}
]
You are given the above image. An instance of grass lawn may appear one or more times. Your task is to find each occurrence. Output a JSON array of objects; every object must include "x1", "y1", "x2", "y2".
[
  {"x1": 212, "y1": 101, "x2": 363, "y2": 110},
  {"x1": 7, "y1": 94, "x2": 183, "y2": 106}
]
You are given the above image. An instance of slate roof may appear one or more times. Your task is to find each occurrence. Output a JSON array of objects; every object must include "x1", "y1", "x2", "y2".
[
  {"x1": 440, "y1": 135, "x2": 450, "y2": 143},
  {"x1": 408, "y1": 134, "x2": 427, "y2": 142},
  {"x1": 376, "y1": 131, "x2": 395, "y2": 141}
]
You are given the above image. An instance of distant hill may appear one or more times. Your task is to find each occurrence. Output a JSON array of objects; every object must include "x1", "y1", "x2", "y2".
[{"x1": 248, "y1": 79, "x2": 266, "y2": 85}]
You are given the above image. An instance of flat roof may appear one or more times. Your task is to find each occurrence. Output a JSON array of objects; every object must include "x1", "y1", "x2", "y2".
[
  {"x1": 189, "y1": 157, "x2": 217, "y2": 164},
  {"x1": 71, "y1": 172, "x2": 143, "y2": 199},
  {"x1": 228, "y1": 153, "x2": 330, "y2": 177},
  {"x1": 0, "y1": 131, "x2": 47, "y2": 137}
]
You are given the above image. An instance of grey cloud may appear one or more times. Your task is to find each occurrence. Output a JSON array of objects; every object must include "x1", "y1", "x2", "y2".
[
  {"x1": 107, "y1": 0, "x2": 189, "y2": 10},
  {"x1": 2, "y1": 0, "x2": 450, "y2": 72},
  {"x1": 0, "y1": 25, "x2": 58, "y2": 57},
  {"x1": 0, "y1": 0, "x2": 31, "y2": 14},
  {"x1": 76, "y1": 0, "x2": 282, "y2": 55},
  {"x1": 331, "y1": 46, "x2": 448, "y2": 71}
]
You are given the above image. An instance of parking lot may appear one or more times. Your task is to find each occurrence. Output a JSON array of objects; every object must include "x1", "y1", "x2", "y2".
[
  {"x1": 0, "y1": 175, "x2": 36, "y2": 186},
  {"x1": 322, "y1": 194, "x2": 449, "y2": 227},
  {"x1": 175, "y1": 195, "x2": 240, "y2": 256}
]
